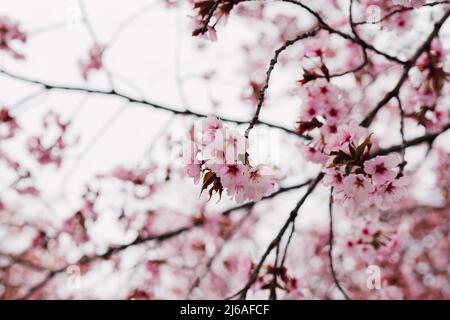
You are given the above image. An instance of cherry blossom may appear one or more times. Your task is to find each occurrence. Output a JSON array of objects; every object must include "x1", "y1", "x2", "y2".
[
  {"x1": 341, "y1": 174, "x2": 375, "y2": 207},
  {"x1": 27, "y1": 111, "x2": 78, "y2": 167},
  {"x1": 0, "y1": 16, "x2": 26, "y2": 59},
  {"x1": 79, "y1": 43, "x2": 105, "y2": 80},
  {"x1": 374, "y1": 177, "x2": 408, "y2": 210}
]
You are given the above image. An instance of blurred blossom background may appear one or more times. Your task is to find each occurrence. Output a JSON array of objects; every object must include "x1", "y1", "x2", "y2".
[{"x1": 0, "y1": 0, "x2": 449, "y2": 299}]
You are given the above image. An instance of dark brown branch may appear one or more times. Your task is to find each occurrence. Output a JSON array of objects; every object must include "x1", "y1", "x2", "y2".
[
  {"x1": 18, "y1": 179, "x2": 311, "y2": 299},
  {"x1": 228, "y1": 173, "x2": 324, "y2": 300},
  {"x1": 197, "y1": 0, "x2": 221, "y2": 35},
  {"x1": 328, "y1": 189, "x2": 351, "y2": 300},
  {"x1": 360, "y1": 8, "x2": 450, "y2": 128},
  {"x1": 244, "y1": 27, "x2": 320, "y2": 138},
  {"x1": 396, "y1": 96, "x2": 407, "y2": 176},
  {"x1": 19, "y1": 225, "x2": 194, "y2": 300},
  {"x1": 279, "y1": 219, "x2": 295, "y2": 269},
  {"x1": 186, "y1": 210, "x2": 252, "y2": 298},
  {"x1": 222, "y1": 179, "x2": 313, "y2": 216},
  {"x1": 373, "y1": 123, "x2": 450, "y2": 157}
]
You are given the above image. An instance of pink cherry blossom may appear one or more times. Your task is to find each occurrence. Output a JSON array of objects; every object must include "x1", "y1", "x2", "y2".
[
  {"x1": 184, "y1": 163, "x2": 202, "y2": 184},
  {"x1": 215, "y1": 163, "x2": 248, "y2": 189},
  {"x1": 244, "y1": 165, "x2": 276, "y2": 202},
  {"x1": 213, "y1": 127, "x2": 248, "y2": 164},
  {"x1": 199, "y1": 115, "x2": 223, "y2": 144},
  {"x1": 323, "y1": 168, "x2": 345, "y2": 192},
  {"x1": 364, "y1": 154, "x2": 401, "y2": 185},
  {"x1": 342, "y1": 174, "x2": 375, "y2": 207},
  {"x1": 79, "y1": 43, "x2": 105, "y2": 80},
  {"x1": 374, "y1": 177, "x2": 408, "y2": 210},
  {"x1": 27, "y1": 111, "x2": 78, "y2": 167},
  {"x1": 436, "y1": 149, "x2": 450, "y2": 203}
]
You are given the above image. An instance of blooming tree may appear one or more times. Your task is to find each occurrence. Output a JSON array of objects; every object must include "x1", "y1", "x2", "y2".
[{"x1": 0, "y1": 0, "x2": 449, "y2": 300}]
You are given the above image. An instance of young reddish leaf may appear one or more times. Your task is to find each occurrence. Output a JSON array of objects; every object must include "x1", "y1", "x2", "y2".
[{"x1": 296, "y1": 117, "x2": 322, "y2": 135}]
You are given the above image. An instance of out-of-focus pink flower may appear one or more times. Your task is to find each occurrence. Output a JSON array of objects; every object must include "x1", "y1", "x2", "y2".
[
  {"x1": 324, "y1": 121, "x2": 369, "y2": 154},
  {"x1": 200, "y1": 115, "x2": 223, "y2": 145},
  {"x1": 0, "y1": 16, "x2": 26, "y2": 59},
  {"x1": 79, "y1": 43, "x2": 105, "y2": 80},
  {"x1": 297, "y1": 142, "x2": 328, "y2": 164},
  {"x1": 323, "y1": 168, "x2": 345, "y2": 193},
  {"x1": 185, "y1": 163, "x2": 202, "y2": 184},
  {"x1": 436, "y1": 149, "x2": 450, "y2": 203},
  {"x1": 27, "y1": 111, "x2": 77, "y2": 167},
  {"x1": 245, "y1": 165, "x2": 276, "y2": 202},
  {"x1": 0, "y1": 106, "x2": 20, "y2": 140},
  {"x1": 342, "y1": 174, "x2": 375, "y2": 204},
  {"x1": 213, "y1": 128, "x2": 248, "y2": 164}
]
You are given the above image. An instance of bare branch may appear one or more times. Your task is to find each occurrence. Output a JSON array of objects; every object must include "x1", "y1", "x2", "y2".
[
  {"x1": 328, "y1": 189, "x2": 351, "y2": 300},
  {"x1": 0, "y1": 68, "x2": 304, "y2": 138}
]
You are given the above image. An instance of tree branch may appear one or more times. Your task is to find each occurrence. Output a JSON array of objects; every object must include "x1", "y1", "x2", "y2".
[
  {"x1": 360, "y1": 8, "x2": 450, "y2": 128},
  {"x1": 0, "y1": 68, "x2": 304, "y2": 138},
  {"x1": 244, "y1": 27, "x2": 320, "y2": 138},
  {"x1": 228, "y1": 173, "x2": 324, "y2": 300},
  {"x1": 328, "y1": 189, "x2": 351, "y2": 300}
]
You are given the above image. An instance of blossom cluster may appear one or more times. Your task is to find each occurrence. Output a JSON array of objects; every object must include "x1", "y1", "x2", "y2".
[
  {"x1": 324, "y1": 126, "x2": 407, "y2": 211},
  {"x1": 297, "y1": 80, "x2": 407, "y2": 211},
  {"x1": 296, "y1": 79, "x2": 351, "y2": 137},
  {"x1": 401, "y1": 40, "x2": 450, "y2": 133},
  {"x1": 0, "y1": 16, "x2": 26, "y2": 59},
  {"x1": 183, "y1": 116, "x2": 276, "y2": 203},
  {"x1": 341, "y1": 214, "x2": 401, "y2": 264}
]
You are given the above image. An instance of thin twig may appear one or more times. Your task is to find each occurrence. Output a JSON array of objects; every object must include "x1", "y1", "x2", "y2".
[
  {"x1": 396, "y1": 96, "x2": 407, "y2": 176},
  {"x1": 328, "y1": 189, "x2": 351, "y2": 300},
  {"x1": 0, "y1": 68, "x2": 303, "y2": 138},
  {"x1": 244, "y1": 27, "x2": 320, "y2": 138}
]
